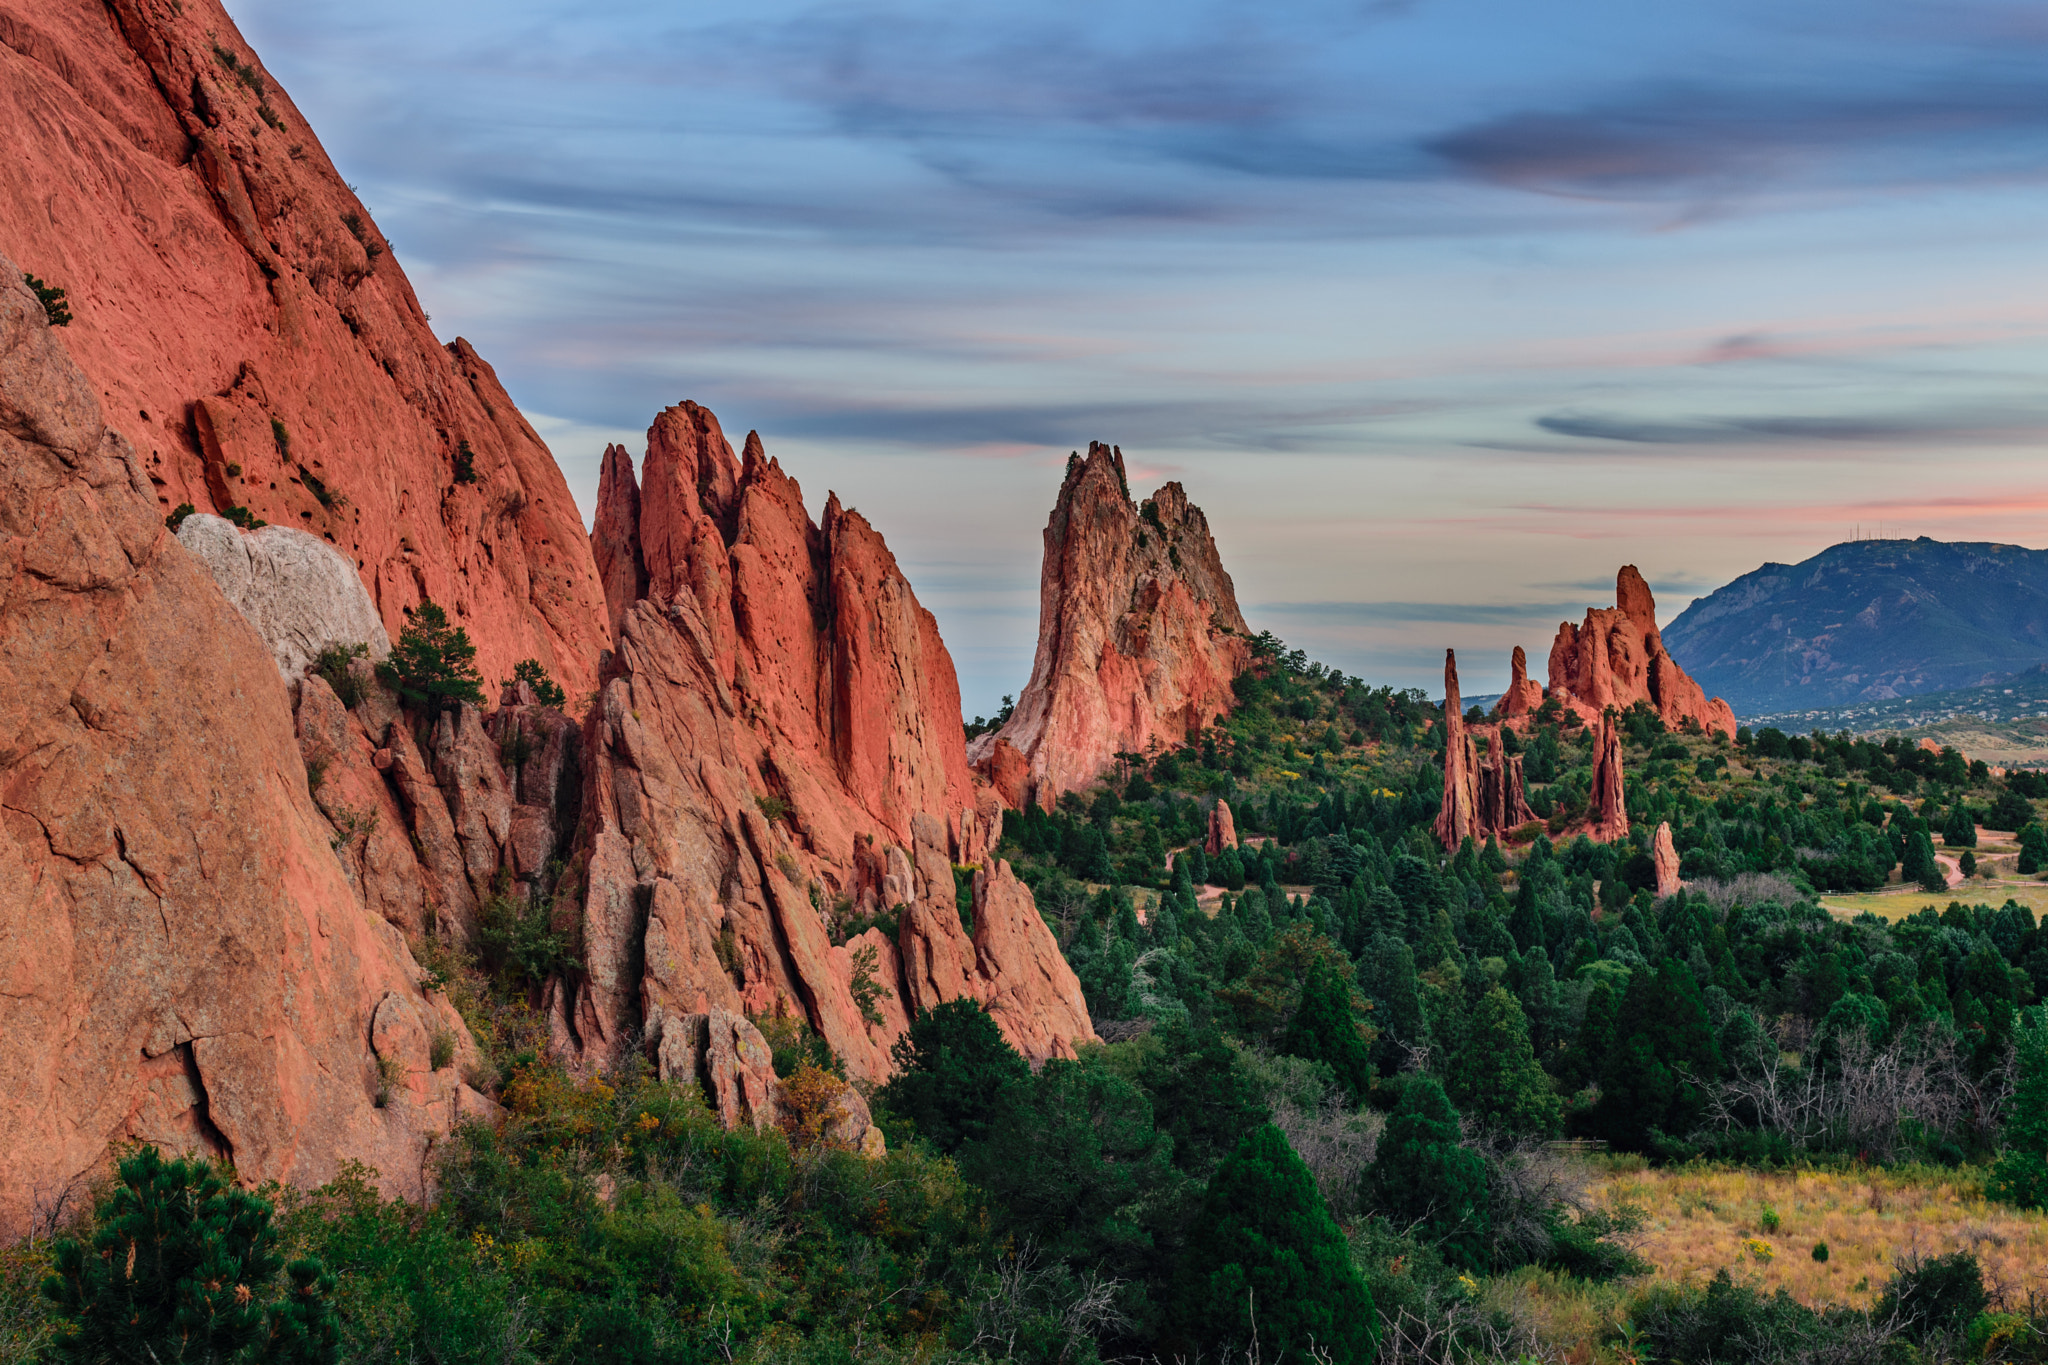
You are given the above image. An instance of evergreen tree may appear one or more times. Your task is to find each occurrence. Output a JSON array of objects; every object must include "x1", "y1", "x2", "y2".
[
  {"x1": 1942, "y1": 805, "x2": 1979, "y2": 849},
  {"x1": 1444, "y1": 986, "x2": 1562, "y2": 1138},
  {"x1": 1507, "y1": 876, "x2": 1546, "y2": 955},
  {"x1": 879, "y1": 998, "x2": 1031, "y2": 1152},
  {"x1": 1137, "y1": 1022, "x2": 1272, "y2": 1178},
  {"x1": 376, "y1": 599, "x2": 486, "y2": 710},
  {"x1": 42, "y1": 1144, "x2": 339, "y2": 1364},
  {"x1": 1587, "y1": 959, "x2": 1721, "y2": 1151},
  {"x1": 1174, "y1": 1126, "x2": 1377, "y2": 1365},
  {"x1": 2020, "y1": 822, "x2": 2048, "y2": 876},
  {"x1": 1989, "y1": 1005, "x2": 2048, "y2": 1210},
  {"x1": 1279, "y1": 960, "x2": 1375, "y2": 1103},
  {"x1": 1361, "y1": 1077, "x2": 1489, "y2": 1269},
  {"x1": 1362, "y1": 934, "x2": 1424, "y2": 1073}
]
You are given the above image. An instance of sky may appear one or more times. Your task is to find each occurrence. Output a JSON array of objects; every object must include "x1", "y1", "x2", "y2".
[{"x1": 226, "y1": 0, "x2": 2048, "y2": 715}]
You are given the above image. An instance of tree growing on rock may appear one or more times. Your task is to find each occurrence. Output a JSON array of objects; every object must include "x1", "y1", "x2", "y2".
[{"x1": 378, "y1": 599, "x2": 485, "y2": 710}]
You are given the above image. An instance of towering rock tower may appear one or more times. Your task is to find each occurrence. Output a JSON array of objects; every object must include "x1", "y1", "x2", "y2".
[
  {"x1": 1547, "y1": 567, "x2": 1736, "y2": 738},
  {"x1": 973, "y1": 442, "x2": 1249, "y2": 806}
]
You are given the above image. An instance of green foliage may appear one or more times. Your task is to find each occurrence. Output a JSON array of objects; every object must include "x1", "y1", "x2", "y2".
[
  {"x1": 478, "y1": 891, "x2": 578, "y2": 992},
  {"x1": 166, "y1": 503, "x2": 197, "y2": 532},
  {"x1": 41, "y1": 1144, "x2": 338, "y2": 1364},
  {"x1": 23, "y1": 271, "x2": 72, "y2": 325},
  {"x1": 1277, "y1": 959, "x2": 1373, "y2": 1104},
  {"x1": 879, "y1": 997, "x2": 1031, "y2": 1153},
  {"x1": 451, "y1": 438, "x2": 478, "y2": 485},
  {"x1": 1873, "y1": 1251, "x2": 1987, "y2": 1344},
  {"x1": 1443, "y1": 986, "x2": 1562, "y2": 1139},
  {"x1": 270, "y1": 416, "x2": 291, "y2": 456},
  {"x1": 503, "y1": 658, "x2": 568, "y2": 707},
  {"x1": 1989, "y1": 1005, "x2": 2048, "y2": 1210},
  {"x1": 377, "y1": 600, "x2": 486, "y2": 710},
  {"x1": 223, "y1": 505, "x2": 267, "y2": 530},
  {"x1": 848, "y1": 942, "x2": 889, "y2": 1027},
  {"x1": 310, "y1": 642, "x2": 368, "y2": 709},
  {"x1": 295, "y1": 464, "x2": 344, "y2": 512},
  {"x1": 1362, "y1": 1076, "x2": 1490, "y2": 1269},
  {"x1": 2021, "y1": 821, "x2": 2048, "y2": 875},
  {"x1": 1587, "y1": 959, "x2": 1720, "y2": 1152},
  {"x1": 1171, "y1": 1125, "x2": 1376, "y2": 1365}
]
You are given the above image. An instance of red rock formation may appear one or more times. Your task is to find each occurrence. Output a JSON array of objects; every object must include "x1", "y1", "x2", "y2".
[
  {"x1": 1435, "y1": 650, "x2": 1540, "y2": 850},
  {"x1": 0, "y1": 257, "x2": 483, "y2": 1237},
  {"x1": 1206, "y1": 799, "x2": 1239, "y2": 855},
  {"x1": 1494, "y1": 645, "x2": 1544, "y2": 719},
  {"x1": 1435, "y1": 651, "x2": 1481, "y2": 850},
  {"x1": 972, "y1": 443, "x2": 1249, "y2": 805},
  {"x1": 571, "y1": 409, "x2": 1095, "y2": 1081},
  {"x1": 1652, "y1": 821, "x2": 1680, "y2": 898},
  {"x1": 1546, "y1": 567, "x2": 1735, "y2": 738},
  {"x1": 1591, "y1": 711, "x2": 1629, "y2": 842},
  {"x1": 0, "y1": 0, "x2": 610, "y2": 696}
]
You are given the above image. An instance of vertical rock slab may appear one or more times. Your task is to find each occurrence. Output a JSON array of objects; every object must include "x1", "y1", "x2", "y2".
[
  {"x1": 1545, "y1": 567, "x2": 1736, "y2": 738},
  {"x1": 1591, "y1": 711, "x2": 1629, "y2": 843},
  {"x1": 0, "y1": 255, "x2": 467, "y2": 1236},
  {"x1": 972, "y1": 443, "x2": 1249, "y2": 806},
  {"x1": 1652, "y1": 821, "x2": 1680, "y2": 898},
  {"x1": 1205, "y1": 799, "x2": 1239, "y2": 855},
  {"x1": 1433, "y1": 650, "x2": 1481, "y2": 851}
]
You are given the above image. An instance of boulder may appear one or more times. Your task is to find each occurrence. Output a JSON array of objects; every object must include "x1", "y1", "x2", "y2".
[
  {"x1": 971, "y1": 444, "x2": 1249, "y2": 804},
  {"x1": 176, "y1": 515, "x2": 390, "y2": 683},
  {"x1": 654, "y1": 1009, "x2": 780, "y2": 1131}
]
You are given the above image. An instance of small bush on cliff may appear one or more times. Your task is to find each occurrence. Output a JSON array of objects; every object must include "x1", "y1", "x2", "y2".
[
  {"x1": 377, "y1": 600, "x2": 485, "y2": 710},
  {"x1": 311, "y1": 642, "x2": 368, "y2": 708},
  {"x1": 42, "y1": 1145, "x2": 338, "y2": 1364},
  {"x1": 503, "y1": 657, "x2": 567, "y2": 707},
  {"x1": 22, "y1": 272, "x2": 71, "y2": 326},
  {"x1": 166, "y1": 503, "x2": 196, "y2": 532},
  {"x1": 452, "y1": 438, "x2": 478, "y2": 485}
]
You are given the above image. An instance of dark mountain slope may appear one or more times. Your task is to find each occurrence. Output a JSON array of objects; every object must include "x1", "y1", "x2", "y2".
[{"x1": 1662, "y1": 538, "x2": 2048, "y2": 715}]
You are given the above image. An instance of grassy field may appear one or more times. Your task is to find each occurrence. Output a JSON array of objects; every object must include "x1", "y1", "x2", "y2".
[
  {"x1": 1820, "y1": 875, "x2": 2048, "y2": 923},
  {"x1": 1582, "y1": 1160, "x2": 2048, "y2": 1310}
]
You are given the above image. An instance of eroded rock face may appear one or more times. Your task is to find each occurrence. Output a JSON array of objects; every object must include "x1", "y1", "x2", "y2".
[
  {"x1": 1653, "y1": 821, "x2": 1680, "y2": 898},
  {"x1": 0, "y1": 0, "x2": 610, "y2": 696},
  {"x1": 569, "y1": 408, "x2": 1095, "y2": 1082},
  {"x1": 0, "y1": 254, "x2": 469, "y2": 1236},
  {"x1": 176, "y1": 515, "x2": 390, "y2": 681},
  {"x1": 1546, "y1": 567, "x2": 1736, "y2": 738},
  {"x1": 972, "y1": 443, "x2": 1249, "y2": 806},
  {"x1": 1494, "y1": 645, "x2": 1544, "y2": 719}
]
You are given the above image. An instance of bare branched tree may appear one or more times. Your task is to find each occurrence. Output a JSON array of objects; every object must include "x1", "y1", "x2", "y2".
[{"x1": 1270, "y1": 1096, "x2": 1382, "y2": 1221}]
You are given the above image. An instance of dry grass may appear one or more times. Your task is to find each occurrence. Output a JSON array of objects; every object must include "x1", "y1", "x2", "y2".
[
  {"x1": 1821, "y1": 875, "x2": 2048, "y2": 923},
  {"x1": 1584, "y1": 1160, "x2": 2048, "y2": 1309}
]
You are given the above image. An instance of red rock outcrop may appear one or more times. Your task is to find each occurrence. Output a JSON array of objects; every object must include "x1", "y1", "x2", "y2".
[
  {"x1": 1652, "y1": 821, "x2": 1680, "y2": 898},
  {"x1": 1494, "y1": 645, "x2": 1544, "y2": 719},
  {"x1": 1591, "y1": 711, "x2": 1629, "y2": 842},
  {"x1": 567, "y1": 406, "x2": 1095, "y2": 1081},
  {"x1": 1205, "y1": 799, "x2": 1239, "y2": 855},
  {"x1": 972, "y1": 443, "x2": 1249, "y2": 805},
  {"x1": 1546, "y1": 567, "x2": 1735, "y2": 738},
  {"x1": 0, "y1": 0, "x2": 610, "y2": 696},
  {"x1": 0, "y1": 256, "x2": 484, "y2": 1238},
  {"x1": 1435, "y1": 650, "x2": 1539, "y2": 851}
]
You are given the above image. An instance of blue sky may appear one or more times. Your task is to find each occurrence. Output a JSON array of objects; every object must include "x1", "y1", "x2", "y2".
[{"x1": 228, "y1": 0, "x2": 2048, "y2": 713}]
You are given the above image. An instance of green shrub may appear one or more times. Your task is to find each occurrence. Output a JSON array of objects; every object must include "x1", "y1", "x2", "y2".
[
  {"x1": 377, "y1": 600, "x2": 485, "y2": 710},
  {"x1": 23, "y1": 271, "x2": 71, "y2": 326},
  {"x1": 755, "y1": 793, "x2": 791, "y2": 822},
  {"x1": 505, "y1": 657, "x2": 567, "y2": 707},
  {"x1": 224, "y1": 504, "x2": 267, "y2": 530},
  {"x1": 296, "y1": 463, "x2": 345, "y2": 511},
  {"x1": 1875, "y1": 1251, "x2": 1987, "y2": 1344},
  {"x1": 849, "y1": 942, "x2": 889, "y2": 1027},
  {"x1": 429, "y1": 1028, "x2": 456, "y2": 1071},
  {"x1": 1813, "y1": 1241, "x2": 1830, "y2": 1262},
  {"x1": 880, "y1": 998, "x2": 1030, "y2": 1153},
  {"x1": 166, "y1": 502, "x2": 196, "y2": 531},
  {"x1": 41, "y1": 1145, "x2": 337, "y2": 1363},
  {"x1": 311, "y1": 642, "x2": 369, "y2": 708},
  {"x1": 452, "y1": 438, "x2": 478, "y2": 485},
  {"x1": 478, "y1": 891, "x2": 578, "y2": 992},
  {"x1": 373, "y1": 1055, "x2": 403, "y2": 1108}
]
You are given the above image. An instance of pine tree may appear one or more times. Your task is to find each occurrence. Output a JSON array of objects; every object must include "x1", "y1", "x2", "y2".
[
  {"x1": 1589, "y1": 959, "x2": 1721, "y2": 1151},
  {"x1": 1174, "y1": 1126, "x2": 1377, "y2": 1365},
  {"x1": 1362, "y1": 934, "x2": 1424, "y2": 1073},
  {"x1": 2020, "y1": 822, "x2": 2048, "y2": 876},
  {"x1": 1361, "y1": 1076, "x2": 1489, "y2": 1269},
  {"x1": 1445, "y1": 986, "x2": 1562, "y2": 1138},
  {"x1": 376, "y1": 599, "x2": 485, "y2": 710},
  {"x1": 1990, "y1": 1006, "x2": 2048, "y2": 1210},
  {"x1": 879, "y1": 998, "x2": 1031, "y2": 1152},
  {"x1": 42, "y1": 1145, "x2": 338, "y2": 1364},
  {"x1": 1280, "y1": 960, "x2": 1375, "y2": 1103}
]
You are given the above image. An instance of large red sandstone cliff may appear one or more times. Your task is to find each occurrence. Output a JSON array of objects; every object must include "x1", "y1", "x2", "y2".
[
  {"x1": 1541, "y1": 567, "x2": 1735, "y2": 738},
  {"x1": 0, "y1": 258, "x2": 486, "y2": 1238},
  {"x1": 0, "y1": 0, "x2": 610, "y2": 696},
  {"x1": 972, "y1": 442, "x2": 1249, "y2": 806},
  {"x1": 568, "y1": 405, "x2": 1095, "y2": 1081}
]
